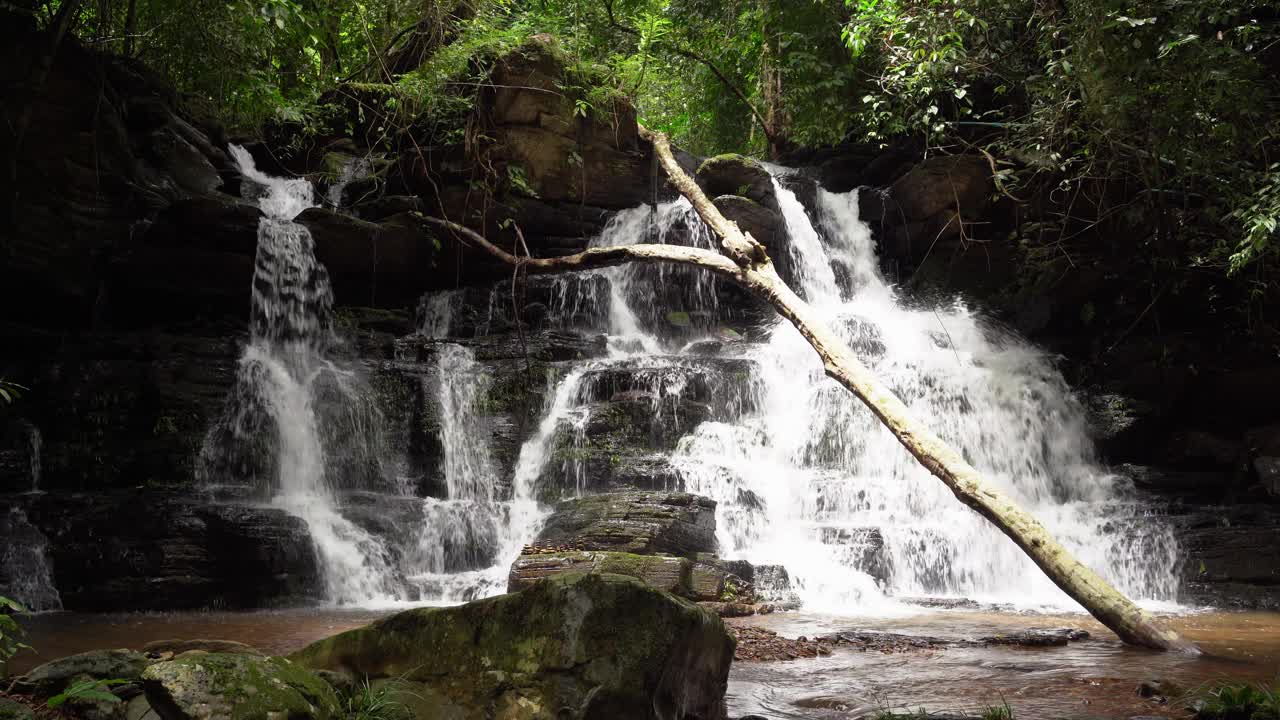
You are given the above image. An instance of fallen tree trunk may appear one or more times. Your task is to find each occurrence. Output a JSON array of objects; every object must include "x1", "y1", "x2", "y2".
[{"x1": 416, "y1": 129, "x2": 1197, "y2": 653}]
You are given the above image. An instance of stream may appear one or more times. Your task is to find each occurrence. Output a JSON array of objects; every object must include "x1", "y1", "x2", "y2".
[{"x1": 13, "y1": 608, "x2": 1279, "y2": 718}]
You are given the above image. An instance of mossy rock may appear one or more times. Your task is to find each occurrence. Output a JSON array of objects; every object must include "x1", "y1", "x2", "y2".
[
  {"x1": 11, "y1": 649, "x2": 150, "y2": 696},
  {"x1": 290, "y1": 573, "x2": 735, "y2": 720},
  {"x1": 508, "y1": 551, "x2": 693, "y2": 595},
  {"x1": 141, "y1": 653, "x2": 339, "y2": 720},
  {"x1": 527, "y1": 491, "x2": 717, "y2": 556},
  {"x1": 0, "y1": 698, "x2": 34, "y2": 720},
  {"x1": 696, "y1": 154, "x2": 777, "y2": 212}
]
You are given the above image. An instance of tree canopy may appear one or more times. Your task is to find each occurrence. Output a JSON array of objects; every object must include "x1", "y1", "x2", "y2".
[{"x1": 21, "y1": 0, "x2": 1280, "y2": 284}]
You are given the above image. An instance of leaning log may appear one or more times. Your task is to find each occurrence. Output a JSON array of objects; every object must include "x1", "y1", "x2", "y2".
[{"x1": 415, "y1": 128, "x2": 1198, "y2": 653}]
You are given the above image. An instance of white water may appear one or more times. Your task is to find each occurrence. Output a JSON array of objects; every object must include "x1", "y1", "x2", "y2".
[
  {"x1": 216, "y1": 145, "x2": 403, "y2": 605},
  {"x1": 205, "y1": 149, "x2": 1178, "y2": 615},
  {"x1": 673, "y1": 176, "x2": 1179, "y2": 612},
  {"x1": 0, "y1": 508, "x2": 62, "y2": 611},
  {"x1": 520, "y1": 172, "x2": 1180, "y2": 613},
  {"x1": 401, "y1": 314, "x2": 546, "y2": 602},
  {"x1": 27, "y1": 424, "x2": 41, "y2": 494}
]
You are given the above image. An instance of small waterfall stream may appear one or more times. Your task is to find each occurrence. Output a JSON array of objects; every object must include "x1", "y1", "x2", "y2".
[{"x1": 203, "y1": 146, "x2": 402, "y2": 605}]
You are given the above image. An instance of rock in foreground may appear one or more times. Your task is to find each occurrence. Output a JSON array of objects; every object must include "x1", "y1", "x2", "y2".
[
  {"x1": 290, "y1": 572, "x2": 735, "y2": 720},
  {"x1": 141, "y1": 653, "x2": 340, "y2": 720}
]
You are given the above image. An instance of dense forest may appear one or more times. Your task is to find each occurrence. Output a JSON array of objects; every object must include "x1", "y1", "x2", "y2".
[{"x1": 12, "y1": 0, "x2": 1280, "y2": 281}]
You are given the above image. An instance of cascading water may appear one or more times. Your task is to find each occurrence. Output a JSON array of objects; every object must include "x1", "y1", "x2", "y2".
[
  {"x1": 203, "y1": 146, "x2": 403, "y2": 605},
  {"x1": 0, "y1": 508, "x2": 61, "y2": 611},
  {"x1": 400, "y1": 299, "x2": 545, "y2": 602},
  {"x1": 509, "y1": 168, "x2": 1178, "y2": 613},
  {"x1": 671, "y1": 173, "x2": 1180, "y2": 611}
]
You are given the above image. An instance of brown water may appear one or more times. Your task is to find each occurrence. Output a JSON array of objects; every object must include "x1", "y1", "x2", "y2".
[{"x1": 11, "y1": 608, "x2": 1280, "y2": 719}]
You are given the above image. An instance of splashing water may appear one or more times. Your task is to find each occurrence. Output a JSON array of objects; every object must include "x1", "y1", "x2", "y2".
[
  {"x1": 202, "y1": 145, "x2": 403, "y2": 605},
  {"x1": 672, "y1": 176, "x2": 1181, "y2": 612}
]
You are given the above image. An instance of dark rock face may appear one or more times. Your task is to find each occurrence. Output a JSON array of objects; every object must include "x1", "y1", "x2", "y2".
[
  {"x1": 696, "y1": 155, "x2": 779, "y2": 214},
  {"x1": 1, "y1": 23, "x2": 236, "y2": 330},
  {"x1": 1175, "y1": 505, "x2": 1280, "y2": 609},
  {"x1": 5, "y1": 492, "x2": 320, "y2": 611},
  {"x1": 292, "y1": 572, "x2": 736, "y2": 720},
  {"x1": 529, "y1": 491, "x2": 718, "y2": 556}
]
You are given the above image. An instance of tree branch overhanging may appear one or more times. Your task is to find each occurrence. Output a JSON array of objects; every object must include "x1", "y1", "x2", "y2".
[{"x1": 420, "y1": 126, "x2": 1199, "y2": 655}]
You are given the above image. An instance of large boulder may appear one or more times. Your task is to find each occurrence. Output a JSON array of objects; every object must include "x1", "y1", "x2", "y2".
[
  {"x1": 527, "y1": 491, "x2": 717, "y2": 556},
  {"x1": 696, "y1": 154, "x2": 778, "y2": 213},
  {"x1": 10, "y1": 649, "x2": 150, "y2": 696},
  {"x1": 290, "y1": 572, "x2": 735, "y2": 720},
  {"x1": 888, "y1": 155, "x2": 991, "y2": 222},
  {"x1": 141, "y1": 653, "x2": 340, "y2": 720}
]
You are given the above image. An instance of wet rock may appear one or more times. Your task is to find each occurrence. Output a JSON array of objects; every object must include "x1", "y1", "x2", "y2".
[
  {"x1": 697, "y1": 154, "x2": 778, "y2": 213},
  {"x1": 729, "y1": 625, "x2": 831, "y2": 662},
  {"x1": 10, "y1": 649, "x2": 150, "y2": 696},
  {"x1": 691, "y1": 557, "x2": 753, "y2": 602},
  {"x1": 1136, "y1": 678, "x2": 1181, "y2": 703},
  {"x1": 814, "y1": 526, "x2": 891, "y2": 584},
  {"x1": 141, "y1": 640, "x2": 262, "y2": 658},
  {"x1": 977, "y1": 628, "x2": 1089, "y2": 646},
  {"x1": 888, "y1": 155, "x2": 990, "y2": 222},
  {"x1": 12, "y1": 491, "x2": 321, "y2": 611},
  {"x1": 142, "y1": 653, "x2": 339, "y2": 720},
  {"x1": 1176, "y1": 505, "x2": 1280, "y2": 608},
  {"x1": 1245, "y1": 425, "x2": 1280, "y2": 498},
  {"x1": 297, "y1": 208, "x2": 439, "y2": 309},
  {"x1": 0, "y1": 699, "x2": 34, "y2": 720},
  {"x1": 526, "y1": 491, "x2": 717, "y2": 556},
  {"x1": 508, "y1": 551, "x2": 692, "y2": 595},
  {"x1": 698, "y1": 602, "x2": 773, "y2": 618},
  {"x1": 291, "y1": 572, "x2": 735, "y2": 720}
]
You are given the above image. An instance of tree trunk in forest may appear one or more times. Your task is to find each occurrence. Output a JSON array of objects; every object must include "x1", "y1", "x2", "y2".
[
  {"x1": 123, "y1": 0, "x2": 138, "y2": 56},
  {"x1": 759, "y1": 0, "x2": 791, "y2": 159},
  {"x1": 417, "y1": 127, "x2": 1199, "y2": 653}
]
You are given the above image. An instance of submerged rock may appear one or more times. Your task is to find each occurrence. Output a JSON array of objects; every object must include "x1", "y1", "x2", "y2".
[
  {"x1": 141, "y1": 653, "x2": 339, "y2": 720},
  {"x1": 291, "y1": 572, "x2": 735, "y2": 720}
]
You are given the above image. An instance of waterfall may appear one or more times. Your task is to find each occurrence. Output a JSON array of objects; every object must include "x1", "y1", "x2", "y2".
[
  {"x1": 0, "y1": 508, "x2": 61, "y2": 611},
  {"x1": 669, "y1": 175, "x2": 1180, "y2": 611},
  {"x1": 202, "y1": 145, "x2": 403, "y2": 605},
  {"x1": 27, "y1": 424, "x2": 41, "y2": 494},
  {"x1": 403, "y1": 295, "x2": 547, "y2": 602}
]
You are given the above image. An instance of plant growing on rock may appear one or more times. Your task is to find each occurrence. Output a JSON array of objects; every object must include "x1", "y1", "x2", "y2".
[
  {"x1": 0, "y1": 596, "x2": 31, "y2": 678},
  {"x1": 46, "y1": 678, "x2": 129, "y2": 709},
  {"x1": 1190, "y1": 680, "x2": 1280, "y2": 720}
]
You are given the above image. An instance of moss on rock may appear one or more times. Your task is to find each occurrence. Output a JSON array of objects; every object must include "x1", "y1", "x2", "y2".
[
  {"x1": 290, "y1": 573, "x2": 734, "y2": 720},
  {"x1": 141, "y1": 653, "x2": 339, "y2": 720}
]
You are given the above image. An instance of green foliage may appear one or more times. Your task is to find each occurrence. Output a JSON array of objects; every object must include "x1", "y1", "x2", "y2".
[
  {"x1": 47, "y1": 678, "x2": 130, "y2": 709},
  {"x1": 343, "y1": 677, "x2": 409, "y2": 720},
  {"x1": 981, "y1": 701, "x2": 1016, "y2": 720},
  {"x1": 0, "y1": 379, "x2": 25, "y2": 405},
  {"x1": 1191, "y1": 680, "x2": 1280, "y2": 720},
  {"x1": 0, "y1": 596, "x2": 32, "y2": 677}
]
